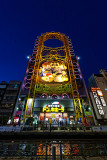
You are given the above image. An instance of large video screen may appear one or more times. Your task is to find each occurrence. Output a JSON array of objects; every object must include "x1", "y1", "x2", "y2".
[{"x1": 39, "y1": 61, "x2": 68, "y2": 83}]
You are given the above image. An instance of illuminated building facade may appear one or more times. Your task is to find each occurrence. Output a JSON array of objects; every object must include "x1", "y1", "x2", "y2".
[
  {"x1": 89, "y1": 69, "x2": 107, "y2": 124},
  {"x1": 14, "y1": 32, "x2": 93, "y2": 125}
]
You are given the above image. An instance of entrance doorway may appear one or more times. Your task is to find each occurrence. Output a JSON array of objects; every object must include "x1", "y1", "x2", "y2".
[{"x1": 40, "y1": 113, "x2": 67, "y2": 126}]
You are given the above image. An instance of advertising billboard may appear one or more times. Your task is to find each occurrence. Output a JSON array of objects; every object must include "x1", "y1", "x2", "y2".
[
  {"x1": 33, "y1": 99, "x2": 74, "y2": 113},
  {"x1": 26, "y1": 98, "x2": 33, "y2": 116},
  {"x1": 91, "y1": 88, "x2": 106, "y2": 116},
  {"x1": 43, "y1": 101, "x2": 64, "y2": 112},
  {"x1": 39, "y1": 61, "x2": 68, "y2": 83}
]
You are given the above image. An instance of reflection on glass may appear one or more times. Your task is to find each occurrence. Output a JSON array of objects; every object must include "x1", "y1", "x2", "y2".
[{"x1": 0, "y1": 141, "x2": 106, "y2": 158}]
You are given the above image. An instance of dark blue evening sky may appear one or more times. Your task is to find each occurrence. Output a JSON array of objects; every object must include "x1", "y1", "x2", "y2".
[{"x1": 0, "y1": 0, "x2": 107, "y2": 86}]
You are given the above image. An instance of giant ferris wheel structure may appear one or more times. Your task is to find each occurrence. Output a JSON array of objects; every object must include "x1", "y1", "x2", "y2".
[{"x1": 23, "y1": 32, "x2": 83, "y2": 122}]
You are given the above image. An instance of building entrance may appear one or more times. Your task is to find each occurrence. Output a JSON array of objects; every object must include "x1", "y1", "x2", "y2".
[{"x1": 40, "y1": 113, "x2": 67, "y2": 125}]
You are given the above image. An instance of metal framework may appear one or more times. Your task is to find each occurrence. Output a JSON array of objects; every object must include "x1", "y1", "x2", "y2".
[{"x1": 24, "y1": 32, "x2": 83, "y2": 121}]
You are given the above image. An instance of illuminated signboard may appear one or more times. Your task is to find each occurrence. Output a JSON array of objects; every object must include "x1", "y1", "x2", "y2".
[
  {"x1": 26, "y1": 98, "x2": 33, "y2": 115},
  {"x1": 43, "y1": 102, "x2": 64, "y2": 112},
  {"x1": 91, "y1": 88, "x2": 106, "y2": 115},
  {"x1": 40, "y1": 61, "x2": 68, "y2": 83}
]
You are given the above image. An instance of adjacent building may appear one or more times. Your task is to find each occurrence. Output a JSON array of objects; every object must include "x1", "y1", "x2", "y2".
[
  {"x1": 0, "y1": 81, "x2": 21, "y2": 125},
  {"x1": 88, "y1": 69, "x2": 107, "y2": 125},
  {"x1": 13, "y1": 32, "x2": 94, "y2": 126},
  {"x1": 0, "y1": 81, "x2": 8, "y2": 104}
]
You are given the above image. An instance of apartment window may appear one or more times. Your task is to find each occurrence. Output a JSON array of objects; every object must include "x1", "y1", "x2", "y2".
[
  {"x1": 8, "y1": 84, "x2": 19, "y2": 89},
  {"x1": 14, "y1": 84, "x2": 19, "y2": 88}
]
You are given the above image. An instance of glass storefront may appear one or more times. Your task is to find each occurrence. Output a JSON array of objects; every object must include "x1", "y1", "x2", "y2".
[
  {"x1": 33, "y1": 99, "x2": 75, "y2": 125},
  {"x1": 40, "y1": 112, "x2": 67, "y2": 125}
]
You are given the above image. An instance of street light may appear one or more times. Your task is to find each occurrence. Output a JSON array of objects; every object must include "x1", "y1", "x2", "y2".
[
  {"x1": 27, "y1": 56, "x2": 30, "y2": 59},
  {"x1": 77, "y1": 56, "x2": 80, "y2": 60}
]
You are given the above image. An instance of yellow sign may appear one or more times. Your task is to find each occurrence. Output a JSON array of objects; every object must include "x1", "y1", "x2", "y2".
[{"x1": 43, "y1": 107, "x2": 64, "y2": 112}]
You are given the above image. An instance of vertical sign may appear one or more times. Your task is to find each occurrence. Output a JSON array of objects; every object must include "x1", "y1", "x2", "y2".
[
  {"x1": 26, "y1": 98, "x2": 33, "y2": 116},
  {"x1": 91, "y1": 88, "x2": 106, "y2": 116}
]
